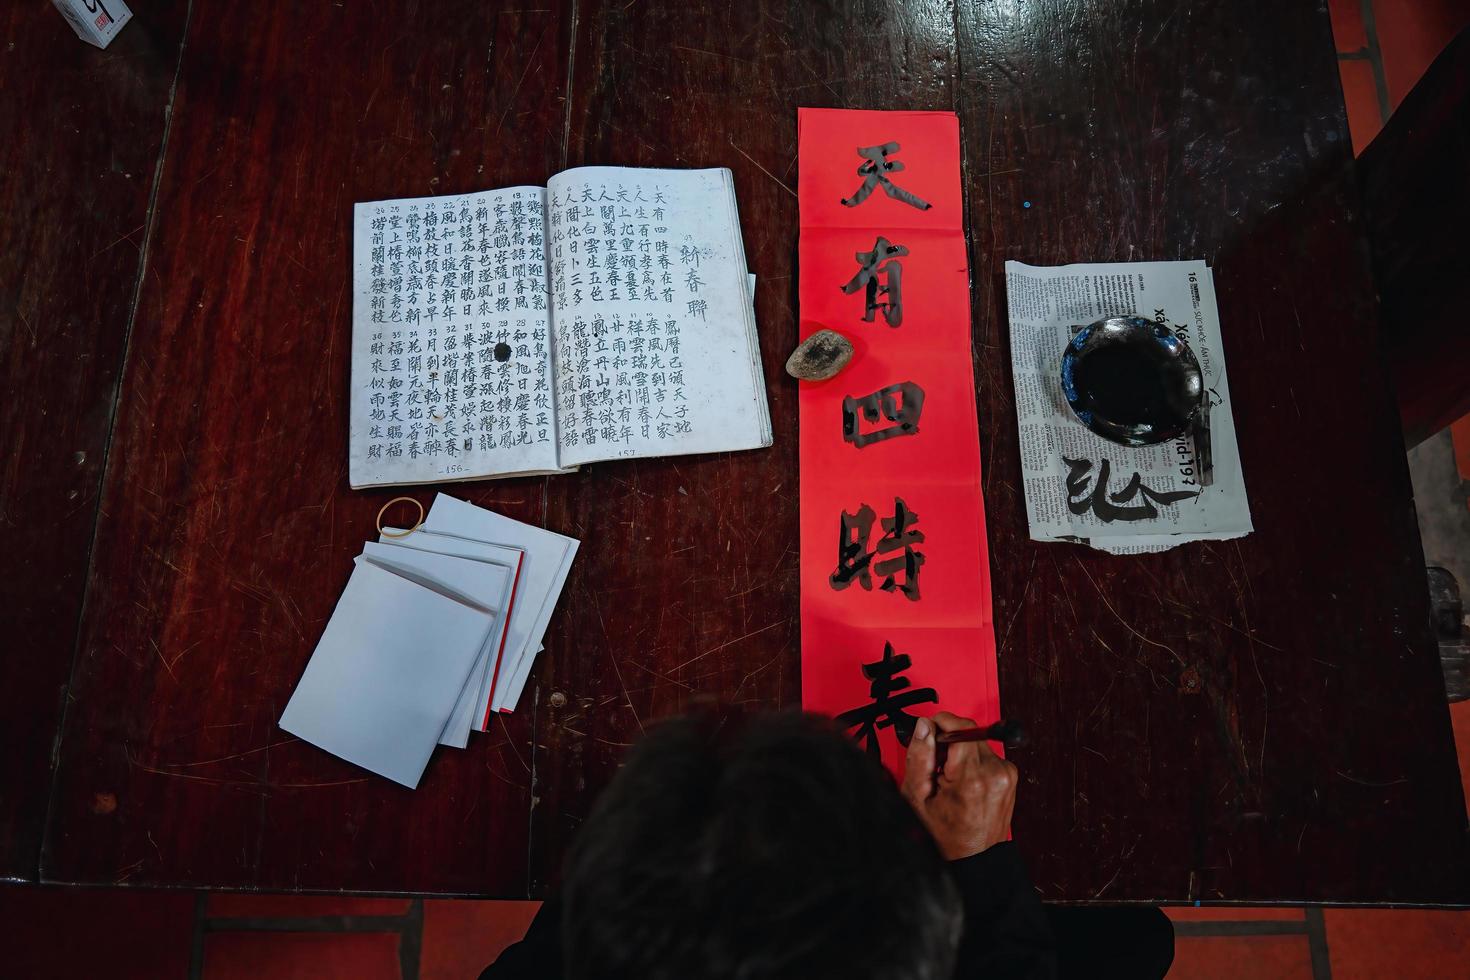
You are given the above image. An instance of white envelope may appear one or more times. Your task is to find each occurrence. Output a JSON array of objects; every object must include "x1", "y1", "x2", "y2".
[
  {"x1": 424, "y1": 494, "x2": 580, "y2": 712},
  {"x1": 361, "y1": 541, "x2": 512, "y2": 747},
  {"x1": 279, "y1": 559, "x2": 494, "y2": 788},
  {"x1": 376, "y1": 530, "x2": 527, "y2": 732}
]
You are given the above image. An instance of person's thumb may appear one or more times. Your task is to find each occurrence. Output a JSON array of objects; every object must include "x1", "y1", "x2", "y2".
[{"x1": 901, "y1": 716, "x2": 936, "y2": 804}]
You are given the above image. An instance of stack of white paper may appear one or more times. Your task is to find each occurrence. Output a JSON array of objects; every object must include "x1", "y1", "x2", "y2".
[{"x1": 280, "y1": 493, "x2": 580, "y2": 787}]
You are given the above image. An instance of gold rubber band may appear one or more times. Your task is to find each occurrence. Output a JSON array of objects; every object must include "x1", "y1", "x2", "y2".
[{"x1": 376, "y1": 496, "x2": 425, "y2": 538}]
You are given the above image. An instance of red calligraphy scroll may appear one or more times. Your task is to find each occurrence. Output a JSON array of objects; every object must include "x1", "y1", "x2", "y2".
[{"x1": 797, "y1": 108, "x2": 1000, "y2": 778}]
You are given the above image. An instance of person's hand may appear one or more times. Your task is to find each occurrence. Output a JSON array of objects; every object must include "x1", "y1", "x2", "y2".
[{"x1": 900, "y1": 711, "x2": 1016, "y2": 861}]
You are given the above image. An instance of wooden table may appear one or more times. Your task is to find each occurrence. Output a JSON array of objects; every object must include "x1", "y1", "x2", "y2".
[{"x1": 4, "y1": 0, "x2": 1465, "y2": 903}]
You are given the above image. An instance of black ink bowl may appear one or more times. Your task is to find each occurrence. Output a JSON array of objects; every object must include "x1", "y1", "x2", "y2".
[{"x1": 1060, "y1": 315, "x2": 1203, "y2": 446}]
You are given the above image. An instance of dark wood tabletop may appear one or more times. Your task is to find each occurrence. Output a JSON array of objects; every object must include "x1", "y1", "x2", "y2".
[{"x1": 4, "y1": 0, "x2": 1466, "y2": 903}]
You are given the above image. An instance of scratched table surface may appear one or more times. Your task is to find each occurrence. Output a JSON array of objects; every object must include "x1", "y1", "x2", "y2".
[{"x1": 3, "y1": 0, "x2": 1466, "y2": 903}]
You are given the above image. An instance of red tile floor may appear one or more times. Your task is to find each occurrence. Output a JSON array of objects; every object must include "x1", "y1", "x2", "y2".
[{"x1": 5, "y1": 2, "x2": 1469, "y2": 977}]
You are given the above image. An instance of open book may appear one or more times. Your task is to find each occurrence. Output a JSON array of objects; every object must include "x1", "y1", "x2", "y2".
[{"x1": 349, "y1": 167, "x2": 772, "y2": 488}]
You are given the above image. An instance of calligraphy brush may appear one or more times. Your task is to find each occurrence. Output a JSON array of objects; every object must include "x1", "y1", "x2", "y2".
[{"x1": 934, "y1": 719, "x2": 1026, "y2": 749}]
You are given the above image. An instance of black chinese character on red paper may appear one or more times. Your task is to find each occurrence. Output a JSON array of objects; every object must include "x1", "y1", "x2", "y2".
[
  {"x1": 843, "y1": 381, "x2": 925, "y2": 448},
  {"x1": 841, "y1": 142, "x2": 933, "y2": 211},
  {"x1": 831, "y1": 496, "x2": 925, "y2": 600},
  {"x1": 841, "y1": 236, "x2": 908, "y2": 327},
  {"x1": 837, "y1": 642, "x2": 938, "y2": 759}
]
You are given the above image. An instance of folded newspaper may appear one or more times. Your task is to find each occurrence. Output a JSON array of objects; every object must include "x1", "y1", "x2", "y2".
[{"x1": 1004, "y1": 260, "x2": 1252, "y2": 554}]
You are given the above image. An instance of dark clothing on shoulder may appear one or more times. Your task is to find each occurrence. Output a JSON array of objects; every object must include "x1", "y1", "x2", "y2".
[
  {"x1": 948, "y1": 843, "x2": 1056, "y2": 977},
  {"x1": 479, "y1": 893, "x2": 563, "y2": 980}
]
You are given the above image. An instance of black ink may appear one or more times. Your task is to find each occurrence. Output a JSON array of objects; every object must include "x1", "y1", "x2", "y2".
[
  {"x1": 843, "y1": 381, "x2": 925, "y2": 448},
  {"x1": 840, "y1": 142, "x2": 933, "y2": 211},
  {"x1": 831, "y1": 504, "x2": 877, "y2": 591},
  {"x1": 493, "y1": 342, "x2": 512, "y2": 362},
  {"x1": 874, "y1": 498, "x2": 925, "y2": 599},
  {"x1": 1063, "y1": 456, "x2": 1201, "y2": 523},
  {"x1": 836, "y1": 642, "x2": 938, "y2": 759},
  {"x1": 830, "y1": 496, "x2": 925, "y2": 600},
  {"x1": 841, "y1": 236, "x2": 908, "y2": 327},
  {"x1": 1072, "y1": 343, "x2": 1173, "y2": 427}
]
